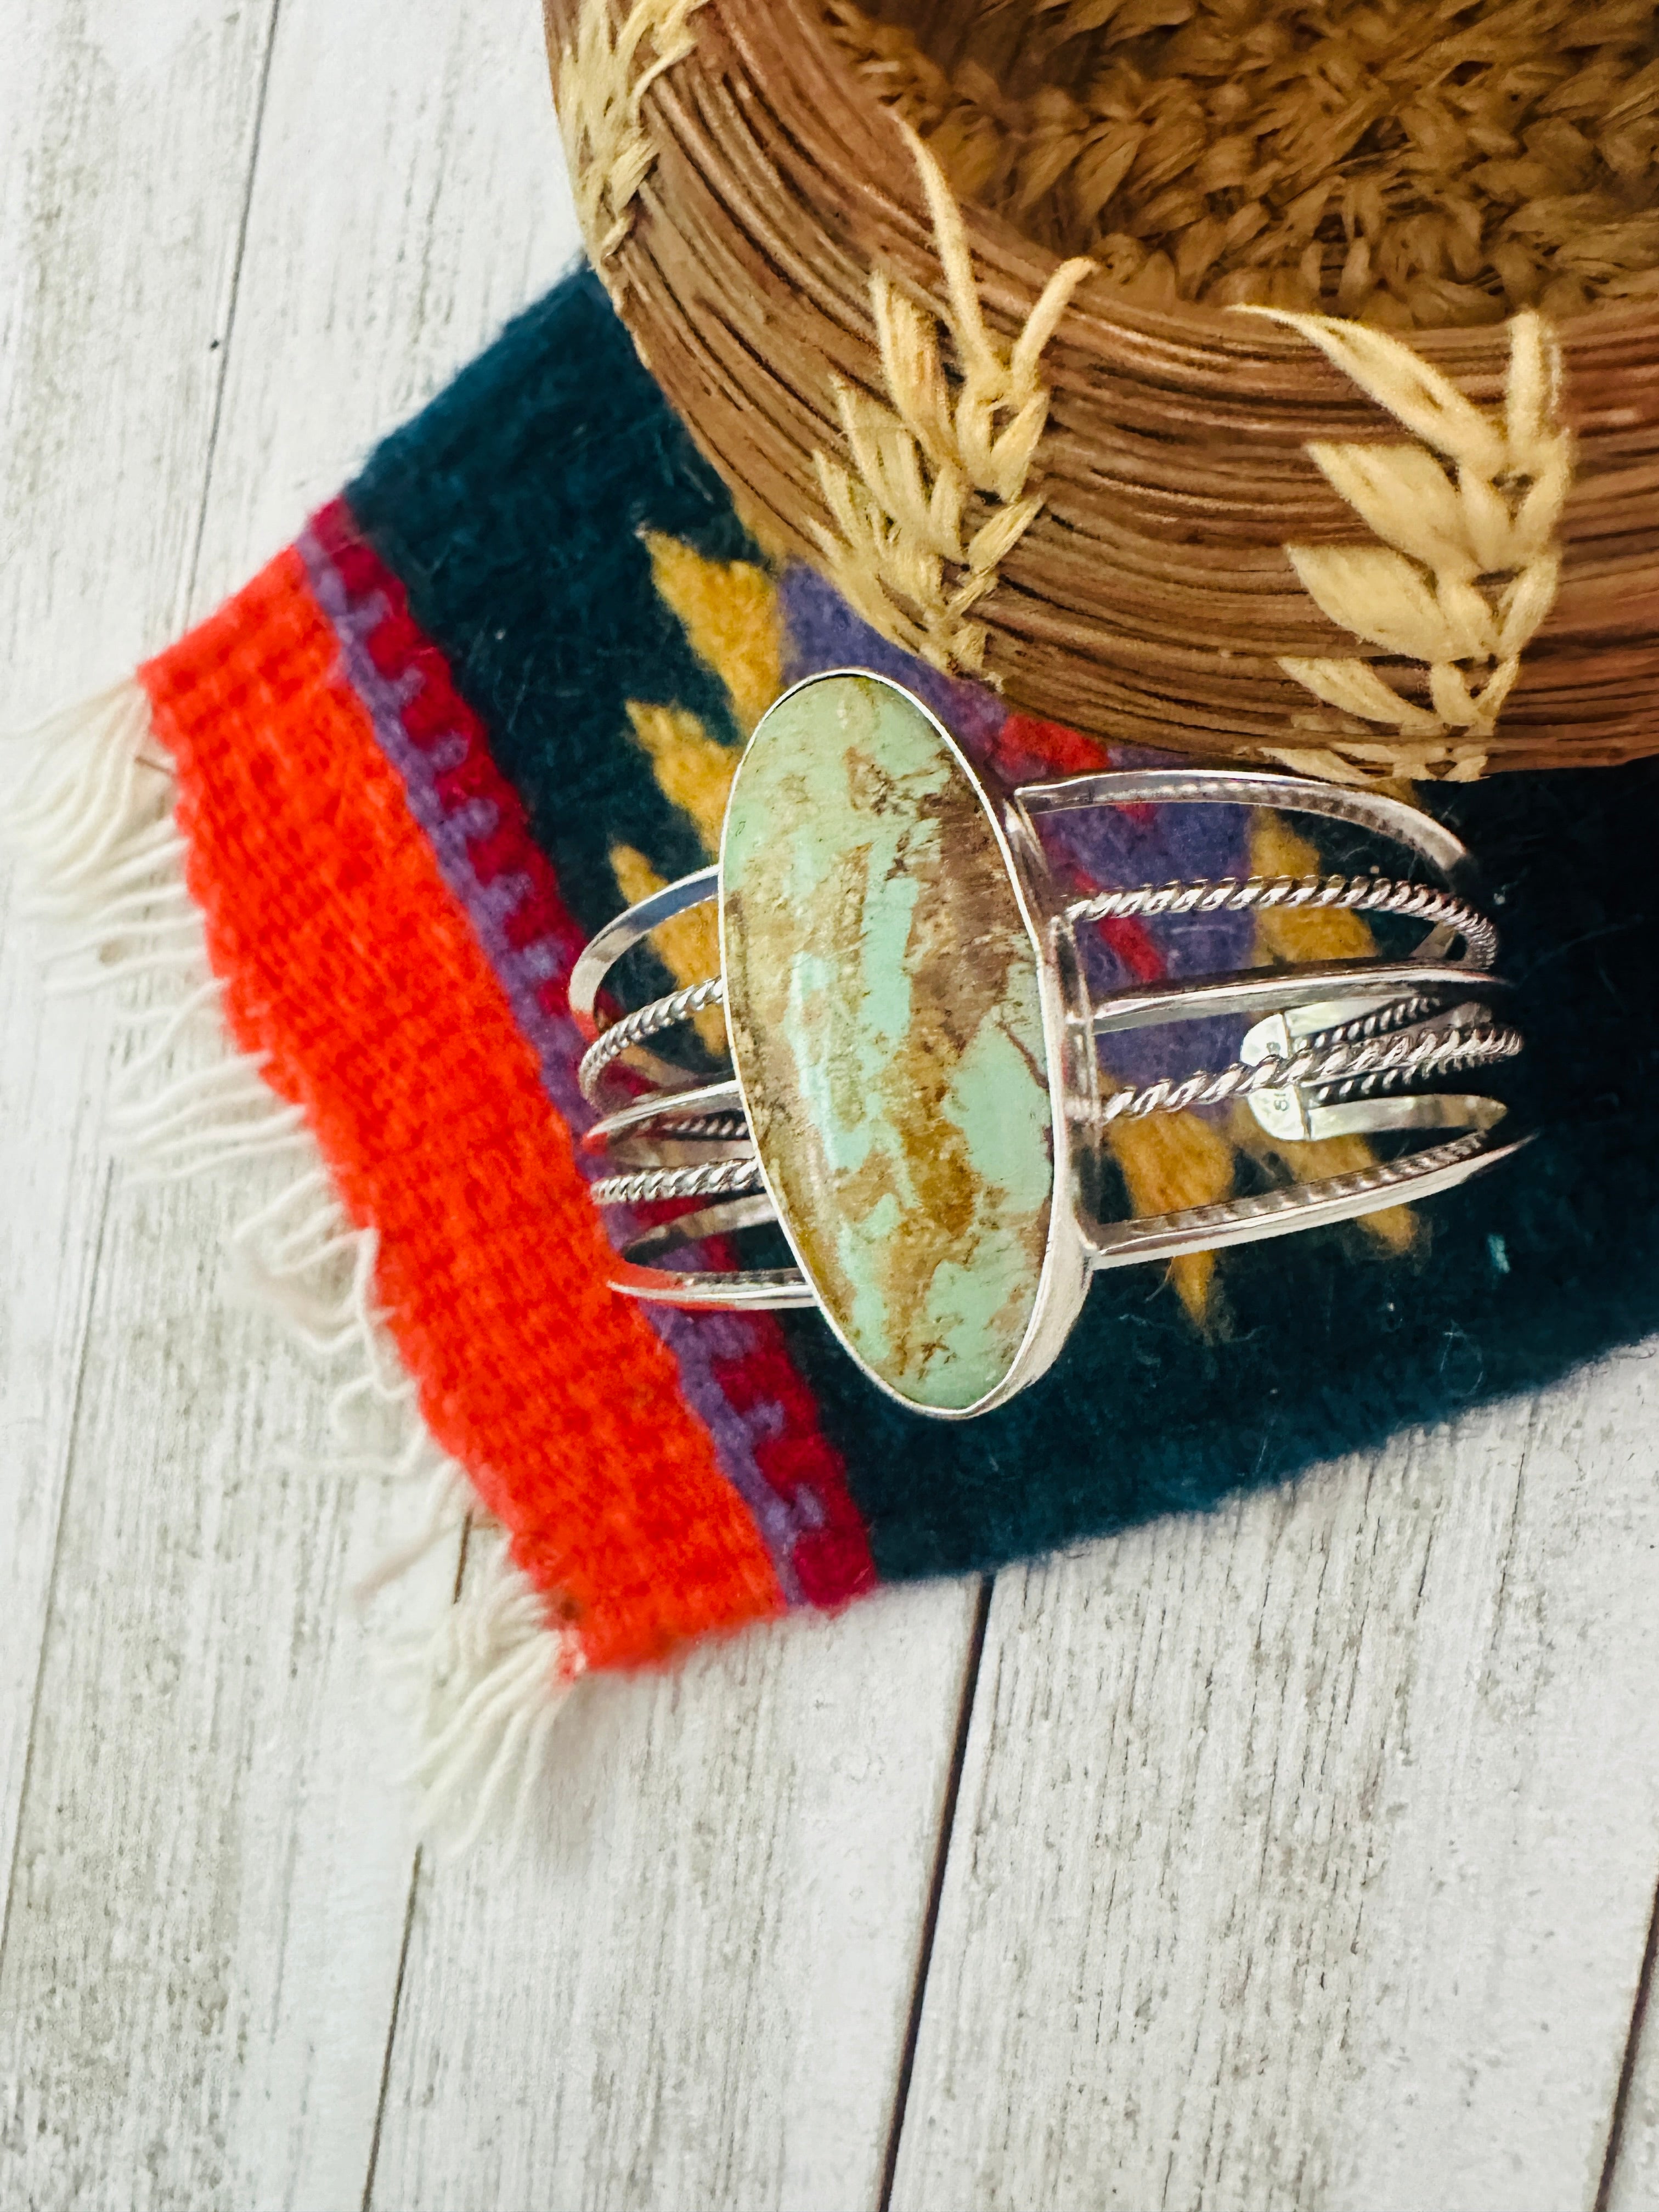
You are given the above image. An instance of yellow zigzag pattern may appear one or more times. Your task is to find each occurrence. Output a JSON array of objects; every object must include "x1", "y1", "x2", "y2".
[
  {"x1": 642, "y1": 532, "x2": 781, "y2": 736},
  {"x1": 1236, "y1": 810, "x2": 1417, "y2": 1257},
  {"x1": 607, "y1": 535, "x2": 782, "y2": 1051},
  {"x1": 1106, "y1": 1111, "x2": 1235, "y2": 1325}
]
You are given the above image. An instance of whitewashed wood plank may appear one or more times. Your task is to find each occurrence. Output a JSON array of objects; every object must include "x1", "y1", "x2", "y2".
[
  {"x1": 0, "y1": 2, "x2": 588, "y2": 2207},
  {"x1": 189, "y1": 0, "x2": 580, "y2": 602},
  {"x1": 0, "y1": 892, "x2": 109, "y2": 1894},
  {"x1": 891, "y1": 1354, "x2": 1659, "y2": 2212},
  {"x1": 1601, "y1": 1934, "x2": 1659, "y2": 2211},
  {"x1": 0, "y1": 1159, "x2": 461, "y2": 2212},
  {"x1": 0, "y1": 850, "x2": 115, "y2": 1933},
  {"x1": 0, "y1": 0, "x2": 282, "y2": 1976},
  {"x1": 0, "y1": 1, "x2": 276, "y2": 674},
  {"x1": 368, "y1": 1580, "x2": 979, "y2": 2212}
]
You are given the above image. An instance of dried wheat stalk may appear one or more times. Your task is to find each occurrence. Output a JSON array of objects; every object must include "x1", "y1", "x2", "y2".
[
  {"x1": 1243, "y1": 305, "x2": 1570, "y2": 782},
  {"x1": 810, "y1": 120, "x2": 1094, "y2": 674},
  {"x1": 557, "y1": 0, "x2": 707, "y2": 274}
]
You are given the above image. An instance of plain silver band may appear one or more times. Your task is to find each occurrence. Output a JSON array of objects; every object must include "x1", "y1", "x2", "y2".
[
  {"x1": 1016, "y1": 766, "x2": 1472, "y2": 879},
  {"x1": 1086, "y1": 1119, "x2": 1526, "y2": 1269},
  {"x1": 608, "y1": 1196, "x2": 815, "y2": 1308},
  {"x1": 569, "y1": 865, "x2": 716, "y2": 1043},
  {"x1": 582, "y1": 1076, "x2": 744, "y2": 1153}
]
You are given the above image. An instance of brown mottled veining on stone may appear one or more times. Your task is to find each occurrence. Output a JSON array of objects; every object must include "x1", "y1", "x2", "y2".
[{"x1": 721, "y1": 674, "x2": 1053, "y2": 1411}]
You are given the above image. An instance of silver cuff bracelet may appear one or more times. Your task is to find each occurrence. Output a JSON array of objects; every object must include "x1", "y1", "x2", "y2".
[{"x1": 572, "y1": 670, "x2": 1526, "y2": 1420}]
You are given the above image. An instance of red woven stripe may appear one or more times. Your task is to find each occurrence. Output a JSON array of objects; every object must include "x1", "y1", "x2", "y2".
[
  {"x1": 141, "y1": 548, "x2": 786, "y2": 1670},
  {"x1": 309, "y1": 496, "x2": 877, "y2": 1607}
]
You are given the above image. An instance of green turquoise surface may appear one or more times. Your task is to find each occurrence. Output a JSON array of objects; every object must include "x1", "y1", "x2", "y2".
[{"x1": 720, "y1": 673, "x2": 1054, "y2": 1412}]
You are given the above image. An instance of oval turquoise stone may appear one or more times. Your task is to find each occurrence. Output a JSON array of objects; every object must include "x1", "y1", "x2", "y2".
[{"x1": 720, "y1": 672, "x2": 1054, "y2": 1413}]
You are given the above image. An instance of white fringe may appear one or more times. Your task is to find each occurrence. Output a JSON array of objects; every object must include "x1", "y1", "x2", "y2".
[
  {"x1": 4, "y1": 679, "x2": 582, "y2": 1846},
  {"x1": 394, "y1": 1520, "x2": 583, "y2": 1857}
]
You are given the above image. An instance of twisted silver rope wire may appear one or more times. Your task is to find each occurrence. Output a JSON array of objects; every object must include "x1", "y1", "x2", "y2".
[
  {"x1": 1304, "y1": 992, "x2": 1441, "y2": 1049},
  {"x1": 1068, "y1": 871, "x2": 1498, "y2": 967},
  {"x1": 641, "y1": 1110, "x2": 749, "y2": 1141},
  {"x1": 590, "y1": 1155, "x2": 765, "y2": 1209},
  {"x1": 578, "y1": 974, "x2": 726, "y2": 1102},
  {"x1": 1095, "y1": 1018, "x2": 1522, "y2": 1125}
]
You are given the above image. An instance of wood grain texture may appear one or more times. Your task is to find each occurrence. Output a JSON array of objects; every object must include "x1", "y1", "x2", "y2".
[
  {"x1": 0, "y1": 885, "x2": 112, "y2": 1977},
  {"x1": 370, "y1": 1583, "x2": 980, "y2": 2212},
  {"x1": 891, "y1": 1354, "x2": 1659, "y2": 2212},
  {"x1": 0, "y1": 1163, "x2": 460, "y2": 2212},
  {"x1": 1603, "y1": 1904, "x2": 1659, "y2": 2212},
  {"x1": 0, "y1": 0, "x2": 282, "y2": 2019},
  {"x1": 188, "y1": 0, "x2": 583, "y2": 605},
  {"x1": 1610, "y1": 2025, "x2": 1659, "y2": 2212}
]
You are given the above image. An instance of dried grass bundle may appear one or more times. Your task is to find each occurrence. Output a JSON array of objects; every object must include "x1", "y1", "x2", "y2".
[{"x1": 831, "y1": 0, "x2": 1659, "y2": 330}]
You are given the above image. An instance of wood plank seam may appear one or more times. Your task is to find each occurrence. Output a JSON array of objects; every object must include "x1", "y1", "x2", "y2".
[
  {"x1": 883, "y1": 1370, "x2": 1659, "y2": 2210},
  {"x1": 0, "y1": 12, "x2": 449, "y2": 2203},
  {"x1": 0, "y1": 1161, "x2": 112, "y2": 1968},
  {"x1": 360, "y1": 1519, "x2": 469, "y2": 2208},
  {"x1": 178, "y1": 0, "x2": 285, "y2": 628},
  {"x1": 1597, "y1": 1877, "x2": 1659, "y2": 2211},
  {"x1": 878, "y1": 1571, "x2": 992, "y2": 2212},
  {"x1": 359, "y1": 1846, "x2": 425, "y2": 2212}
]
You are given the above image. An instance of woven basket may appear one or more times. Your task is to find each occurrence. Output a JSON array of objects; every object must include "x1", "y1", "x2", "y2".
[{"x1": 544, "y1": 0, "x2": 1659, "y2": 780}]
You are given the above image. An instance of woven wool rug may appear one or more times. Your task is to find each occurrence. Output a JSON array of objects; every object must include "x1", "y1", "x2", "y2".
[{"x1": 14, "y1": 266, "x2": 1659, "y2": 1835}]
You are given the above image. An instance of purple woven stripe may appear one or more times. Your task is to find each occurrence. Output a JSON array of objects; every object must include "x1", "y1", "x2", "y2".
[
  {"x1": 299, "y1": 529, "x2": 571, "y2": 1065},
  {"x1": 300, "y1": 523, "x2": 818, "y2": 1600},
  {"x1": 780, "y1": 563, "x2": 1008, "y2": 754}
]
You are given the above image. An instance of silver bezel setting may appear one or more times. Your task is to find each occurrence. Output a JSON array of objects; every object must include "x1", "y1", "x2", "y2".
[{"x1": 712, "y1": 670, "x2": 1092, "y2": 1421}]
